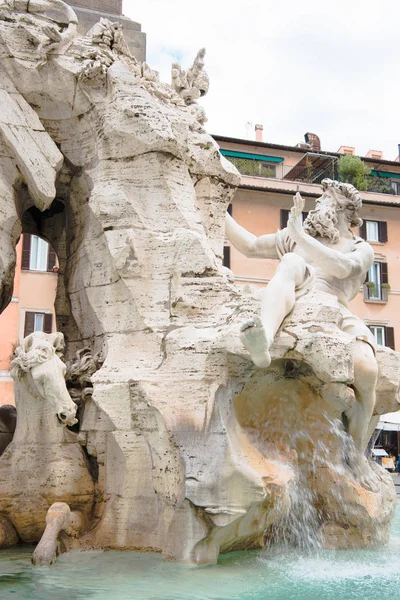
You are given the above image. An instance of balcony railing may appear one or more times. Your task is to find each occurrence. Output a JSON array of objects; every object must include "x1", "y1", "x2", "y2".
[
  {"x1": 226, "y1": 152, "x2": 337, "y2": 186},
  {"x1": 226, "y1": 155, "x2": 278, "y2": 178},
  {"x1": 366, "y1": 176, "x2": 398, "y2": 196},
  {"x1": 223, "y1": 153, "x2": 400, "y2": 195},
  {"x1": 281, "y1": 162, "x2": 336, "y2": 185},
  {"x1": 363, "y1": 284, "x2": 389, "y2": 303}
]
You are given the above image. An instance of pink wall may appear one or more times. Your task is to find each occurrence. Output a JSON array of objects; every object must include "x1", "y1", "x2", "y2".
[{"x1": 0, "y1": 238, "x2": 57, "y2": 406}]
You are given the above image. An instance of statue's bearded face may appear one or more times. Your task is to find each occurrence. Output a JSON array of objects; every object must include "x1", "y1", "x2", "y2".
[
  {"x1": 303, "y1": 190, "x2": 361, "y2": 244},
  {"x1": 303, "y1": 193, "x2": 340, "y2": 243}
]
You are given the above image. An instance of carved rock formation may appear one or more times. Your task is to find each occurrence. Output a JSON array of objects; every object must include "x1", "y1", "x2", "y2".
[{"x1": 0, "y1": 2, "x2": 398, "y2": 565}]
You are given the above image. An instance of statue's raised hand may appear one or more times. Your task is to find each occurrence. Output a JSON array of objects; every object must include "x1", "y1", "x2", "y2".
[{"x1": 287, "y1": 192, "x2": 305, "y2": 241}]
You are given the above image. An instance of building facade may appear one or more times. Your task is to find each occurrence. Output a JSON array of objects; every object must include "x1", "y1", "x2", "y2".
[
  {"x1": 215, "y1": 130, "x2": 400, "y2": 352},
  {"x1": 0, "y1": 236, "x2": 58, "y2": 405}
]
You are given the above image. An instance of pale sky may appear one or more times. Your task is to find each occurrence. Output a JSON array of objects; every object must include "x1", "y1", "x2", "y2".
[{"x1": 123, "y1": 0, "x2": 400, "y2": 161}]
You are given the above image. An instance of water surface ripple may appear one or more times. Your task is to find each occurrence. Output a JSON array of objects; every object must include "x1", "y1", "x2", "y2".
[{"x1": 1, "y1": 507, "x2": 399, "y2": 600}]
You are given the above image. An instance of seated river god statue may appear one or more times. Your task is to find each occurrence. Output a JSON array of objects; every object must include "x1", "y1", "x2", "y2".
[{"x1": 225, "y1": 179, "x2": 377, "y2": 455}]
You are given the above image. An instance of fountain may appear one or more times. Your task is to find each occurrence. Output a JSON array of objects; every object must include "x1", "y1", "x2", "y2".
[{"x1": 0, "y1": 0, "x2": 399, "y2": 587}]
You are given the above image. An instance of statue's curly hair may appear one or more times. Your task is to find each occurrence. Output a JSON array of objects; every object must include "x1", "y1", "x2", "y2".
[{"x1": 303, "y1": 178, "x2": 363, "y2": 243}]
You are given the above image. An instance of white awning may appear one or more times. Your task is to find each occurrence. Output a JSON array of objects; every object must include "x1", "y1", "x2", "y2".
[
  {"x1": 372, "y1": 448, "x2": 389, "y2": 457},
  {"x1": 377, "y1": 411, "x2": 400, "y2": 432}
]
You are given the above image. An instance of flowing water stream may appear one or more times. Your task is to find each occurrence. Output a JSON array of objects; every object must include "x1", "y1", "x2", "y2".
[{"x1": 0, "y1": 506, "x2": 399, "y2": 600}]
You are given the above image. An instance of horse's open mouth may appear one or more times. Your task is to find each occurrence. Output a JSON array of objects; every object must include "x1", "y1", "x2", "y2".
[{"x1": 57, "y1": 414, "x2": 66, "y2": 426}]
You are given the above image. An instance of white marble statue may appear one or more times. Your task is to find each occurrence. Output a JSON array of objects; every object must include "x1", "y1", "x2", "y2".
[
  {"x1": 226, "y1": 179, "x2": 377, "y2": 453},
  {"x1": 0, "y1": 332, "x2": 95, "y2": 565}
]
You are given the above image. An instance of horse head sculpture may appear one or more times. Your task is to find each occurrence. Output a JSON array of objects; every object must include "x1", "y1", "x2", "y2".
[
  {"x1": 0, "y1": 331, "x2": 96, "y2": 566},
  {"x1": 11, "y1": 332, "x2": 77, "y2": 443}
]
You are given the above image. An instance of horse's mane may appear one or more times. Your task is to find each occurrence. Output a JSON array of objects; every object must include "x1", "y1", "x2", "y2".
[
  {"x1": 11, "y1": 345, "x2": 55, "y2": 379},
  {"x1": 66, "y1": 348, "x2": 104, "y2": 405},
  {"x1": 11, "y1": 332, "x2": 64, "y2": 380}
]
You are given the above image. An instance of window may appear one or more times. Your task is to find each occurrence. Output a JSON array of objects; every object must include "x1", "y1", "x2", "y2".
[
  {"x1": 280, "y1": 209, "x2": 309, "y2": 229},
  {"x1": 34, "y1": 313, "x2": 44, "y2": 332},
  {"x1": 367, "y1": 263, "x2": 381, "y2": 299},
  {"x1": 21, "y1": 234, "x2": 57, "y2": 272},
  {"x1": 364, "y1": 262, "x2": 389, "y2": 302},
  {"x1": 30, "y1": 236, "x2": 48, "y2": 271},
  {"x1": 24, "y1": 312, "x2": 53, "y2": 337},
  {"x1": 359, "y1": 221, "x2": 387, "y2": 243},
  {"x1": 390, "y1": 180, "x2": 400, "y2": 195},
  {"x1": 368, "y1": 325, "x2": 395, "y2": 350},
  {"x1": 366, "y1": 221, "x2": 379, "y2": 242},
  {"x1": 223, "y1": 246, "x2": 231, "y2": 269},
  {"x1": 369, "y1": 326, "x2": 385, "y2": 346}
]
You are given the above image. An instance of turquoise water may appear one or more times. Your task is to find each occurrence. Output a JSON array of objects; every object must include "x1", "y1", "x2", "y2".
[{"x1": 1, "y1": 507, "x2": 399, "y2": 600}]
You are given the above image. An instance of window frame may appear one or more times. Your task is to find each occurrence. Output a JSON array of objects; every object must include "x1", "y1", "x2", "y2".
[
  {"x1": 23, "y1": 311, "x2": 53, "y2": 338},
  {"x1": 365, "y1": 221, "x2": 379, "y2": 243},
  {"x1": 223, "y1": 246, "x2": 231, "y2": 269},
  {"x1": 29, "y1": 235, "x2": 49, "y2": 272},
  {"x1": 21, "y1": 234, "x2": 58, "y2": 273},
  {"x1": 364, "y1": 261, "x2": 389, "y2": 303},
  {"x1": 369, "y1": 325, "x2": 385, "y2": 346},
  {"x1": 359, "y1": 220, "x2": 388, "y2": 243},
  {"x1": 367, "y1": 324, "x2": 395, "y2": 350}
]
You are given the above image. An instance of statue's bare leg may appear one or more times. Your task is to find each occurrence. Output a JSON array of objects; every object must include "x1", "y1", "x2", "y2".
[
  {"x1": 241, "y1": 253, "x2": 307, "y2": 368},
  {"x1": 345, "y1": 341, "x2": 378, "y2": 453},
  {"x1": 32, "y1": 502, "x2": 86, "y2": 566},
  {"x1": 344, "y1": 341, "x2": 379, "y2": 490}
]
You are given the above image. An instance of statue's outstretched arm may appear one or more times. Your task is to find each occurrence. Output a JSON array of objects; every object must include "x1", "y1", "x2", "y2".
[
  {"x1": 288, "y1": 193, "x2": 374, "y2": 279},
  {"x1": 225, "y1": 212, "x2": 279, "y2": 259}
]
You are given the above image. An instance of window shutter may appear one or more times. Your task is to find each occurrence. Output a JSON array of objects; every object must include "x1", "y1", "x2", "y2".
[
  {"x1": 24, "y1": 312, "x2": 35, "y2": 337},
  {"x1": 385, "y1": 326, "x2": 395, "y2": 350},
  {"x1": 378, "y1": 221, "x2": 388, "y2": 243},
  {"x1": 47, "y1": 245, "x2": 57, "y2": 272},
  {"x1": 223, "y1": 246, "x2": 231, "y2": 269},
  {"x1": 280, "y1": 209, "x2": 290, "y2": 229},
  {"x1": 359, "y1": 222, "x2": 367, "y2": 240},
  {"x1": 21, "y1": 234, "x2": 31, "y2": 271},
  {"x1": 381, "y1": 262, "x2": 388, "y2": 285},
  {"x1": 43, "y1": 313, "x2": 53, "y2": 334},
  {"x1": 227, "y1": 204, "x2": 233, "y2": 216}
]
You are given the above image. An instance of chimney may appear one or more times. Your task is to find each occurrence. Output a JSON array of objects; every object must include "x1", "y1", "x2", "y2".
[
  {"x1": 337, "y1": 145, "x2": 355, "y2": 156},
  {"x1": 365, "y1": 149, "x2": 383, "y2": 160},
  {"x1": 304, "y1": 132, "x2": 321, "y2": 152},
  {"x1": 255, "y1": 124, "x2": 263, "y2": 143}
]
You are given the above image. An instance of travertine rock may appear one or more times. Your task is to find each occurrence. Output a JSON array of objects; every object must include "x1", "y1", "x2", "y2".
[{"x1": 0, "y1": 2, "x2": 398, "y2": 566}]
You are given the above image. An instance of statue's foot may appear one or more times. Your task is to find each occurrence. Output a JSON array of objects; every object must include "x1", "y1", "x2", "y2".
[
  {"x1": 240, "y1": 316, "x2": 272, "y2": 368},
  {"x1": 347, "y1": 453, "x2": 379, "y2": 493},
  {"x1": 32, "y1": 502, "x2": 71, "y2": 567}
]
